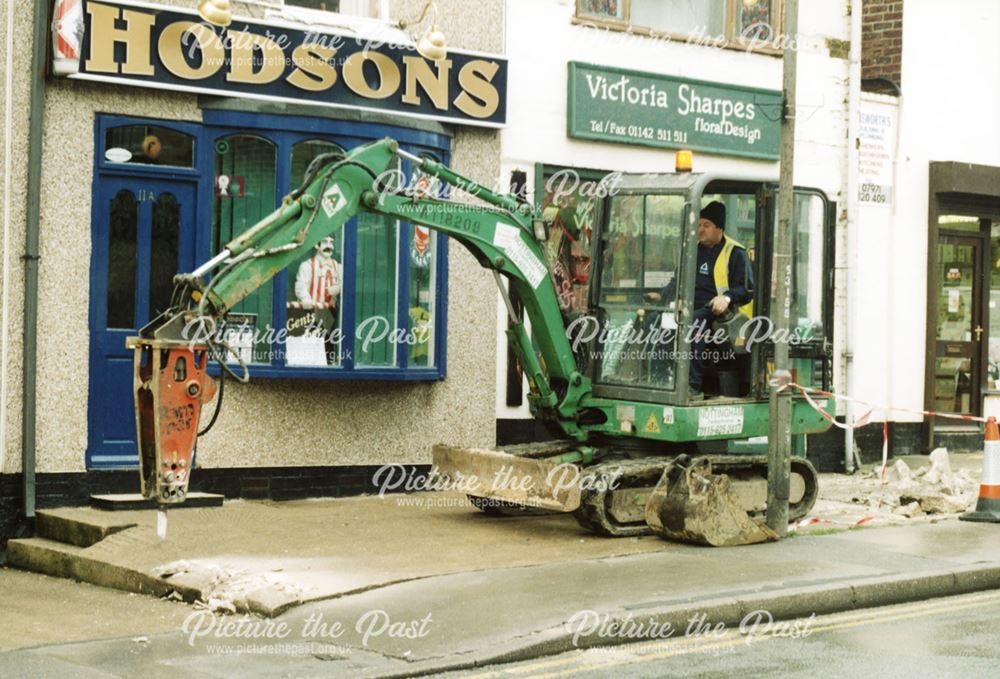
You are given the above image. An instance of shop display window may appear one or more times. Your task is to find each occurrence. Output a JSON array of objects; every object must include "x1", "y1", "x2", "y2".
[{"x1": 95, "y1": 113, "x2": 449, "y2": 381}]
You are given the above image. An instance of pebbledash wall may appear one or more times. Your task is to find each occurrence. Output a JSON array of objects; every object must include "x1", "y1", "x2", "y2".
[
  {"x1": 495, "y1": 0, "x2": 851, "y2": 466},
  {"x1": 0, "y1": 0, "x2": 504, "y2": 531}
]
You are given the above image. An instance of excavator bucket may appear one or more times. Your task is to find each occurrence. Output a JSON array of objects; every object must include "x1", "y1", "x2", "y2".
[
  {"x1": 432, "y1": 444, "x2": 582, "y2": 512},
  {"x1": 128, "y1": 338, "x2": 217, "y2": 505},
  {"x1": 645, "y1": 456, "x2": 779, "y2": 547}
]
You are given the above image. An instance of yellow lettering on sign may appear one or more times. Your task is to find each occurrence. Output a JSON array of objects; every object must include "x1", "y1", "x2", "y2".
[
  {"x1": 642, "y1": 413, "x2": 661, "y2": 434},
  {"x1": 401, "y1": 57, "x2": 452, "y2": 110},
  {"x1": 227, "y1": 31, "x2": 286, "y2": 85},
  {"x1": 287, "y1": 44, "x2": 339, "y2": 92},
  {"x1": 342, "y1": 52, "x2": 401, "y2": 99},
  {"x1": 453, "y1": 60, "x2": 500, "y2": 119},
  {"x1": 85, "y1": 2, "x2": 155, "y2": 76},
  {"x1": 158, "y1": 22, "x2": 225, "y2": 80}
]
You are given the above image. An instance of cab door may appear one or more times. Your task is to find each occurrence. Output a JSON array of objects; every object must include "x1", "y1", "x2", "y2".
[
  {"x1": 87, "y1": 177, "x2": 196, "y2": 468},
  {"x1": 751, "y1": 186, "x2": 836, "y2": 397}
]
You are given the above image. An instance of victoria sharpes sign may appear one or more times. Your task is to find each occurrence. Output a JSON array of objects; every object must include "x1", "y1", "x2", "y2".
[
  {"x1": 567, "y1": 62, "x2": 780, "y2": 159},
  {"x1": 55, "y1": 0, "x2": 507, "y2": 127}
]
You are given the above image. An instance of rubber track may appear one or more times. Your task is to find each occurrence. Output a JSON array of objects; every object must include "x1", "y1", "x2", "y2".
[{"x1": 574, "y1": 455, "x2": 820, "y2": 537}]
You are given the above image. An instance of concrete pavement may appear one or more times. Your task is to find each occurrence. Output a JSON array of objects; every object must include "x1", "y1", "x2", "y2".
[{"x1": 3, "y1": 481, "x2": 1000, "y2": 677}]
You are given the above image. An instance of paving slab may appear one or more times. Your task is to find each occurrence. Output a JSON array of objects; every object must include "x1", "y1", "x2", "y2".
[
  {"x1": 3, "y1": 519, "x2": 1000, "y2": 677},
  {"x1": 4, "y1": 456, "x2": 1000, "y2": 676},
  {"x1": 8, "y1": 492, "x2": 669, "y2": 615},
  {"x1": 5, "y1": 453, "x2": 992, "y2": 617}
]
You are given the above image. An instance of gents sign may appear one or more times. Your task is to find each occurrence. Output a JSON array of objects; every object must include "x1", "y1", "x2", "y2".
[
  {"x1": 73, "y1": 0, "x2": 507, "y2": 127},
  {"x1": 567, "y1": 62, "x2": 779, "y2": 159}
]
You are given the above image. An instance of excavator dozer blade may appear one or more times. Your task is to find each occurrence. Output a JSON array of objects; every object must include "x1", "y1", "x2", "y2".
[
  {"x1": 645, "y1": 456, "x2": 779, "y2": 547},
  {"x1": 129, "y1": 338, "x2": 217, "y2": 505},
  {"x1": 432, "y1": 444, "x2": 582, "y2": 512}
]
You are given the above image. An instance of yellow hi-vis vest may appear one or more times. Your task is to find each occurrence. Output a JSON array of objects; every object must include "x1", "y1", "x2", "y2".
[{"x1": 713, "y1": 236, "x2": 754, "y2": 317}]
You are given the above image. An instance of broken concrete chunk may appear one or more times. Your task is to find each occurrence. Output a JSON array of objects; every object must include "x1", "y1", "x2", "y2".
[
  {"x1": 900, "y1": 491, "x2": 969, "y2": 515},
  {"x1": 153, "y1": 560, "x2": 192, "y2": 579},
  {"x1": 206, "y1": 596, "x2": 237, "y2": 615},
  {"x1": 925, "y1": 448, "x2": 953, "y2": 486},
  {"x1": 891, "y1": 459, "x2": 912, "y2": 483},
  {"x1": 894, "y1": 501, "x2": 923, "y2": 518}
]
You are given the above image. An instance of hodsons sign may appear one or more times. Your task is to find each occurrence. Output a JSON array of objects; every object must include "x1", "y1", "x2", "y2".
[{"x1": 68, "y1": 0, "x2": 507, "y2": 127}]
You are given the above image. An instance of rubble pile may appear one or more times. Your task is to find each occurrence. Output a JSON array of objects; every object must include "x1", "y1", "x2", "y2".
[
  {"x1": 811, "y1": 449, "x2": 980, "y2": 528},
  {"x1": 153, "y1": 559, "x2": 308, "y2": 614}
]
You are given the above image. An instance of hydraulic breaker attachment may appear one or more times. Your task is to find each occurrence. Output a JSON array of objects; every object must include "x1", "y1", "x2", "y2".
[
  {"x1": 644, "y1": 456, "x2": 780, "y2": 547},
  {"x1": 128, "y1": 338, "x2": 217, "y2": 505},
  {"x1": 432, "y1": 442, "x2": 587, "y2": 512}
]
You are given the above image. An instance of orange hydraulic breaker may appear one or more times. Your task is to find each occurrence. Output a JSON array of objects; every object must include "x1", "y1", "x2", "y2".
[{"x1": 128, "y1": 338, "x2": 217, "y2": 504}]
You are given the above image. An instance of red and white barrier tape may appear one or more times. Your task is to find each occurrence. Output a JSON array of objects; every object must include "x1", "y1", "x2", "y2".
[
  {"x1": 780, "y1": 382, "x2": 988, "y2": 483},
  {"x1": 789, "y1": 515, "x2": 878, "y2": 532}
]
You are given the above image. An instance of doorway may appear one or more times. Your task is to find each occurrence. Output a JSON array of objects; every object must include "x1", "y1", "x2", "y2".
[
  {"x1": 933, "y1": 231, "x2": 986, "y2": 416},
  {"x1": 87, "y1": 176, "x2": 196, "y2": 468},
  {"x1": 925, "y1": 161, "x2": 1000, "y2": 450}
]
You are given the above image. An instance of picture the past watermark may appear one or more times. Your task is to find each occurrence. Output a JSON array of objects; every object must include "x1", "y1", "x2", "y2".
[
  {"x1": 181, "y1": 608, "x2": 433, "y2": 654},
  {"x1": 372, "y1": 462, "x2": 623, "y2": 508},
  {"x1": 565, "y1": 608, "x2": 817, "y2": 649}
]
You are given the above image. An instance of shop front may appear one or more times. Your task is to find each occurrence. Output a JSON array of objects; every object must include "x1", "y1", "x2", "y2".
[
  {"x1": 87, "y1": 109, "x2": 454, "y2": 466},
  {"x1": 0, "y1": 0, "x2": 508, "y2": 521},
  {"x1": 925, "y1": 162, "x2": 1000, "y2": 450}
]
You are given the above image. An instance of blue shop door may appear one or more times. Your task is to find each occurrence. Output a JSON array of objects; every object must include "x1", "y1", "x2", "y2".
[{"x1": 87, "y1": 178, "x2": 196, "y2": 468}]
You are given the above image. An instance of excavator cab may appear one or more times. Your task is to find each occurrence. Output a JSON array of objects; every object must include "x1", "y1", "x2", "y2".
[
  {"x1": 584, "y1": 173, "x2": 834, "y2": 409},
  {"x1": 538, "y1": 173, "x2": 836, "y2": 544}
]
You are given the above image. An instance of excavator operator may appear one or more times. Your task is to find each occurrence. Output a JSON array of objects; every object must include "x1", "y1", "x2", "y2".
[{"x1": 647, "y1": 200, "x2": 754, "y2": 400}]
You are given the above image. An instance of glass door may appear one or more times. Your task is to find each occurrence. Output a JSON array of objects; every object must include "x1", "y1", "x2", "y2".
[{"x1": 934, "y1": 234, "x2": 984, "y2": 415}]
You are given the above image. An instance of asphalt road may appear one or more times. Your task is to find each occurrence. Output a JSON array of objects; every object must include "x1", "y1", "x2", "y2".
[{"x1": 454, "y1": 590, "x2": 1000, "y2": 679}]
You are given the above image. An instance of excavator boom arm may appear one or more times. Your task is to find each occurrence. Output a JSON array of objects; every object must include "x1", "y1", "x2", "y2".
[{"x1": 132, "y1": 138, "x2": 589, "y2": 504}]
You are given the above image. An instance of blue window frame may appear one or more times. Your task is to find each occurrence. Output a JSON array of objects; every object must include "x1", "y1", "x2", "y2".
[{"x1": 93, "y1": 112, "x2": 451, "y2": 386}]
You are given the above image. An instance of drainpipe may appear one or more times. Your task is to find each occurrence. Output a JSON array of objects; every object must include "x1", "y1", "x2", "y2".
[
  {"x1": 21, "y1": 0, "x2": 47, "y2": 523},
  {"x1": 844, "y1": 0, "x2": 862, "y2": 473},
  {"x1": 0, "y1": 0, "x2": 15, "y2": 473}
]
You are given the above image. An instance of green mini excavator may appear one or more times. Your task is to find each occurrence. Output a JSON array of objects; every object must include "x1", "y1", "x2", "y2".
[{"x1": 129, "y1": 138, "x2": 834, "y2": 546}]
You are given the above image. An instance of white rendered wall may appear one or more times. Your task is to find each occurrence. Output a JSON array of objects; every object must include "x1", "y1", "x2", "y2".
[
  {"x1": 850, "y1": 0, "x2": 1000, "y2": 423},
  {"x1": 497, "y1": 0, "x2": 851, "y2": 421}
]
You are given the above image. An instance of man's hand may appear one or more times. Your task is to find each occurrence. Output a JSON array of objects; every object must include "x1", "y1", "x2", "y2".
[
  {"x1": 644, "y1": 291, "x2": 663, "y2": 303},
  {"x1": 710, "y1": 295, "x2": 731, "y2": 315}
]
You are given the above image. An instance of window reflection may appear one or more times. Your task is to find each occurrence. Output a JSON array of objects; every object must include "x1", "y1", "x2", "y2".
[
  {"x1": 355, "y1": 211, "x2": 399, "y2": 367},
  {"x1": 596, "y1": 193, "x2": 685, "y2": 391}
]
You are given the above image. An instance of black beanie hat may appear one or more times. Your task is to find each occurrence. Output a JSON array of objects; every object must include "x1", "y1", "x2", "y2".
[{"x1": 700, "y1": 201, "x2": 726, "y2": 230}]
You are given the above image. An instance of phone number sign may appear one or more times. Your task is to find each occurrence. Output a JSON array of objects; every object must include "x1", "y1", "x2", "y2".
[{"x1": 567, "y1": 62, "x2": 780, "y2": 160}]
